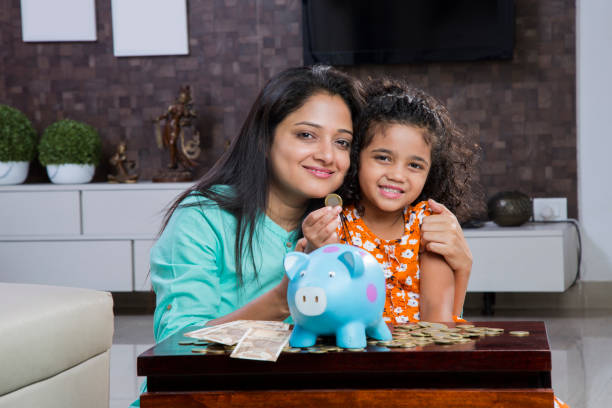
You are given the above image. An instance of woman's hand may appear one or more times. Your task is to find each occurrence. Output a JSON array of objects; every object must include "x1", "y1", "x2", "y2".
[
  {"x1": 301, "y1": 206, "x2": 342, "y2": 252},
  {"x1": 421, "y1": 199, "x2": 472, "y2": 275},
  {"x1": 421, "y1": 199, "x2": 472, "y2": 316}
]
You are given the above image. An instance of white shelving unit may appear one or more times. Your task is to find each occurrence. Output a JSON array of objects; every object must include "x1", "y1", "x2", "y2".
[
  {"x1": 1, "y1": 184, "x2": 579, "y2": 294},
  {"x1": 464, "y1": 221, "x2": 579, "y2": 293},
  {"x1": 0, "y1": 182, "x2": 191, "y2": 291}
]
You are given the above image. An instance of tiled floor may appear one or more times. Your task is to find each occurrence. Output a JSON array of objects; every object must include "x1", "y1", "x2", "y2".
[{"x1": 111, "y1": 309, "x2": 612, "y2": 408}]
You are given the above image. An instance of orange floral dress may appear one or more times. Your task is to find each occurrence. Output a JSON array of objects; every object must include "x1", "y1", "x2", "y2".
[{"x1": 337, "y1": 201, "x2": 431, "y2": 324}]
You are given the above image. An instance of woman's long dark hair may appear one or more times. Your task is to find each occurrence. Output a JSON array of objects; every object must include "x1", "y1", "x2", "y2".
[
  {"x1": 160, "y1": 65, "x2": 364, "y2": 286},
  {"x1": 340, "y1": 77, "x2": 482, "y2": 222}
]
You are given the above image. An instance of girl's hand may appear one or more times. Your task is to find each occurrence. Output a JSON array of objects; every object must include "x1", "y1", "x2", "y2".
[
  {"x1": 301, "y1": 206, "x2": 342, "y2": 252},
  {"x1": 421, "y1": 199, "x2": 472, "y2": 275}
]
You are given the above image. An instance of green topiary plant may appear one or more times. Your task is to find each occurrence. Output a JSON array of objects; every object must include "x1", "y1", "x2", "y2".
[
  {"x1": 39, "y1": 119, "x2": 102, "y2": 166},
  {"x1": 0, "y1": 105, "x2": 37, "y2": 162}
]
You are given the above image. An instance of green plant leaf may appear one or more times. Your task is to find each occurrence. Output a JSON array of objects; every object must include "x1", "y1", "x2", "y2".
[
  {"x1": 0, "y1": 105, "x2": 37, "y2": 162},
  {"x1": 39, "y1": 119, "x2": 101, "y2": 166}
]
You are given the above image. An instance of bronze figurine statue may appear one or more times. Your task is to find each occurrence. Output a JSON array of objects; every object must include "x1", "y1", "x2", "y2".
[
  {"x1": 108, "y1": 142, "x2": 139, "y2": 183},
  {"x1": 153, "y1": 85, "x2": 201, "y2": 182}
]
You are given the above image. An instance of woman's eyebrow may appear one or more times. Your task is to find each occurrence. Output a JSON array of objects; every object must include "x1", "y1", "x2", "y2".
[{"x1": 294, "y1": 121, "x2": 353, "y2": 135}]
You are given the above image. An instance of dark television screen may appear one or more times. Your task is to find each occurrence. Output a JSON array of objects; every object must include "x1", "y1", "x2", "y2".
[{"x1": 303, "y1": 0, "x2": 515, "y2": 65}]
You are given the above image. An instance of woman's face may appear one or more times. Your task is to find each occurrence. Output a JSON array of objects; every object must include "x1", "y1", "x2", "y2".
[{"x1": 268, "y1": 92, "x2": 353, "y2": 205}]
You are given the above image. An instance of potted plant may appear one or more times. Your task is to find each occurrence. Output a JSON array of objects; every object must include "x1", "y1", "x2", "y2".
[
  {"x1": 0, "y1": 105, "x2": 37, "y2": 185},
  {"x1": 38, "y1": 119, "x2": 101, "y2": 184}
]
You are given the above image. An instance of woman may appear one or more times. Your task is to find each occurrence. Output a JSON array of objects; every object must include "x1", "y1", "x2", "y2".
[{"x1": 150, "y1": 65, "x2": 473, "y2": 344}]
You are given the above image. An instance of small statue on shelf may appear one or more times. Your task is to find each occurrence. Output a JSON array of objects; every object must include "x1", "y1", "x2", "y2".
[
  {"x1": 153, "y1": 85, "x2": 201, "y2": 182},
  {"x1": 108, "y1": 142, "x2": 139, "y2": 183}
]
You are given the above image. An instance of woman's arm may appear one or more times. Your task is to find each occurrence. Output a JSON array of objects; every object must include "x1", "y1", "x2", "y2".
[
  {"x1": 207, "y1": 275, "x2": 290, "y2": 325},
  {"x1": 419, "y1": 251, "x2": 454, "y2": 323},
  {"x1": 421, "y1": 198, "x2": 472, "y2": 316}
]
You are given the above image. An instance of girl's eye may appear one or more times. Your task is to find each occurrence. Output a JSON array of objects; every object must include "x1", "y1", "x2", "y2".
[
  {"x1": 375, "y1": 155, "x2": 391, "y2": 162},
  {"x1": 409, "y1": 162, "x2": 424, "y2": 170}
]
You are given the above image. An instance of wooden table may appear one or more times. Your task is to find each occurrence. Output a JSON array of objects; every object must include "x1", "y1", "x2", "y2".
[{"x1": 138, "y1": 321, "x2": 553, "y2": 408}]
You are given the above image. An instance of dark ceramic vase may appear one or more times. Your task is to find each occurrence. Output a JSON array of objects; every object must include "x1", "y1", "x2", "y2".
[{"x1": 487, "y1": 191, "x2": 532, "y2": 227}]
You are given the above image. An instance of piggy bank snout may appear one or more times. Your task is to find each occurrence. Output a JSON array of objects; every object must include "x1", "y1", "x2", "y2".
[{"x1": 294, "y1": 287, "x2": 327, "y2": 316}]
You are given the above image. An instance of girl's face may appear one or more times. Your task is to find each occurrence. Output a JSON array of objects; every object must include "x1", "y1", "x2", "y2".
[
  {"x1": 358, "y1": 124, "x2": 431, "y2": 216},
  {"x1": 268, "y1": 92, "x2": 353, "y2": 205}
]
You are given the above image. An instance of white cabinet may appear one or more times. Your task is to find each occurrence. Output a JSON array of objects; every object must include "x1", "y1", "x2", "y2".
[
  {"x1": 464, "y1": 222, "x2": 579, "y2": 292},
  {"x1": 0, "y1": 183, "x2": 191, "y2": 291}
]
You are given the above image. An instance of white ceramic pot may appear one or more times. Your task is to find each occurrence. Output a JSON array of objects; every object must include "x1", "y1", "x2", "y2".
[
  {"x1": 47, "y1": 164, "x2": 95, "y2": 184},
  {"x1": 0, "y1": 161, "x2": 29, "y2": 185}
]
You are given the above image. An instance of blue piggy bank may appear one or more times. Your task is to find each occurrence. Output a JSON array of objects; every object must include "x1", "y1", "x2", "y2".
[{"x1": 284, "y1": 243, "x2": 392, "y2": 349}]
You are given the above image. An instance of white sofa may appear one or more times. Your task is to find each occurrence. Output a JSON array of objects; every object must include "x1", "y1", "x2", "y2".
[{"x1": 0, "y1": 283, "x2": 114, "y2": 408}]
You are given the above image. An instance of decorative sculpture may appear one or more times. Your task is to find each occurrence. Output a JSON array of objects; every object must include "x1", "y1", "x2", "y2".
[
  {"x1": 107, "y1": 141, "x2": 139, "y2": 183},
  {"x1": 284, "y1": 244, "x2": 392, "y2": 349},
  {"x1": 153, "y1": 85, "x2": 201, "y2": 182}
]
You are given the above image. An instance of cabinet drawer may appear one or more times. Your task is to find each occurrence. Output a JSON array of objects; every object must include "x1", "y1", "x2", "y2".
[
  {"x1": 0, "y1": 240, "x2": 132, "y2": 291},
  {"x1": 82, "y1": 189, "x2": 183, "y2": 236},
  {"x1": 134, "y1": 239, "x2": 154, "y2": 291},
  {"x1": 0, "y1": 191, "x2": 80, "y2": 236}
]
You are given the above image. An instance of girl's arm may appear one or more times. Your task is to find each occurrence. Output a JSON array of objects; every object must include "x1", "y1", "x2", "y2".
[{"x1": 419, "y1": 251, "x2": 455, "y2": 323}]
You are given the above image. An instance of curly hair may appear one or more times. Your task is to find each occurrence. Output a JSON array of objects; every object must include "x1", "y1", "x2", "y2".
[{"x1": 339, "y1": 77, "x2": 482, "y2": 223}]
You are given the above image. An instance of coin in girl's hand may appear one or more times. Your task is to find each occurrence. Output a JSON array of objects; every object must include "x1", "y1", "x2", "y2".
[{"x1": 325, "y1": 193, "x2": 342, "y2": 207}]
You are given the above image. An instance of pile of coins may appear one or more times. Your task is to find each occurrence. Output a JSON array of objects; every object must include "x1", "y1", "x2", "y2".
[
  {"x1": 177, "y1": 339, "x2": 234, "y2": 355},
  {"x1": 278, "y1": 322, "x2": 530, "y2": 353}
]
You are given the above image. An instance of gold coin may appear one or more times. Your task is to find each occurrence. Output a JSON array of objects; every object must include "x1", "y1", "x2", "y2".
[
  {"x1": 284, "y1": 348, "x2": 301, "y2": 353},
  {"x1": 510, "y1": 331, "x2": 530, "y2": 337},
  {"x1": 377, "y1": 340, "x2": 393, "y2": 346},
  {"x1": 456, "y1": 324, "x2": 475, "y2": 329},
  {"x1": 346, "y1": 348, "x2": 365, "y2": 352},
  {"x1": 179, "y1": 340, "x2": 194, "y2": 345},
  {"x1": 418, "y1": 321, "x2": 431, "y2": 328},
  {"x1": 485, "y1": 331, "x2": 502, "y2": 336},
  {"x1": 310, "y1": 349, "x2": 327, "y2": 353},
  {"x1": 206, "y1": 349, "x2": 226, "y2": 355},
  {"x1": 191, "y1": 348, "x2": 208, "y2": 353},
  {"x1": 324, "y1": 193, "x2": 342, "y2": 207}
]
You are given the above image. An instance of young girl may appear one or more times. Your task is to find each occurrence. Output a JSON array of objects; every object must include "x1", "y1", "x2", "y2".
[{"x1": 302, "y1": 78, "x2": 481, "y2": 324}]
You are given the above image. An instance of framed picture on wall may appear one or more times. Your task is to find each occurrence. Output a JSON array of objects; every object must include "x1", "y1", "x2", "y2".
[
  {"x1": 20, "y1": 0, "x2": 97, "y2": 42},
  {"x1": 111, "y1": 0, "x2": 190, "y2": 57}
]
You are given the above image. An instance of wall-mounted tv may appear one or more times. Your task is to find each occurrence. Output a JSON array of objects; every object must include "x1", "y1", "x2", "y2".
[{"x1": 303, "y1": 0, "x2": 515, "y2": 66}]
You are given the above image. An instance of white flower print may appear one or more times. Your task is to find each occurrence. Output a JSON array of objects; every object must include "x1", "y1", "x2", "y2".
[
  {"x1": 376, "y1": 254, "x2": 384, "y2": 259},
  {"x1": 356, "y1": 225, "x2": 364, "y2": 231},
  {"x1": 374, "y1": 238, "x2": 381, "y2": 244},
  {"x1": 405, "y1": 276, "x2": 412, "y2": 286},
  {"x1": 386, "y1": 283, "x2": 394, "y2": 290},
  {"x1": 401, "y1": 249, "x2": 415, "y2": 259},
  {"x1": 417, "y1": 209, "x2": 426, "y2": 225},
  {"x1": 407, "y1": 213, "x2": 417, "y2": 228},
  {"x1": 416, "y1": 266, "x2": 420, "y2": 279},
  {"x1": 400, "y1": 235, "x2": 409, "y2": 245},
  {"x1": 396, "y1": 290, "x2": 406, "y2": 299},
  {"x1": 383, "y1": 316, "x2": 391, "y2": 322},
  {"x1": 352, "y1": 208, "x2": 360, "y2": 219},
  {"x1": 408, "y1": 291, "x2": 419, "y2": 299},
  {"x1": 394, "y1": 307, "x2": 403, "y2": 314},
  {"x1": 395, "y1": 315, "x2": 409, "y2": 324},
  {"x1": 351, "y1": 235, "x2": 362, "y2": 246},
  {"x1": 413, "y1": 312, "x2": 420, "y2": 320},
  {"x1": 363, "y1": 240, "x2": 376, "y2": 251},
  {"x1": 397, "y1": 263, "x2": 407, "y2": 272},
  {"x1": 409, "y1": 239, "x2": 418, "y2": 245},
  {"x1": 408, "y1": 299, "x2": 419, "y2": 307},
  {"x1": 384, "y1": 269, "x2": 393, "y2": 279},
  {"x1": 382, "y1": 262, "x2": 392, "y2": 270},
  {"x1": 346, "y1": 212, "x2": 353, "y2": 222}
]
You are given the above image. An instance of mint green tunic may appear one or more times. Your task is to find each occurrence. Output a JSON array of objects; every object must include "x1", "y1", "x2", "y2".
[{"x1": 151, "y1": 189, "x2": 300, "y2": 343}]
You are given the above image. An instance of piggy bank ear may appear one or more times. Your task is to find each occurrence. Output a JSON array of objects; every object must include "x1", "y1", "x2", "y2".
[
  {"x1": 284, "y1": 252, "x2": 309, "y2": 280},
  {"x1": 338, "y1": 250, "x2": 364, "y2": 278}
]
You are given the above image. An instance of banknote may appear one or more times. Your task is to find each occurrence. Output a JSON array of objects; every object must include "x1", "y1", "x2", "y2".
[
  {"x1": 184, "y1": 320, "x2": 242, "y2": 340},
  {"x1": 187, "y1": 320, "x2": 290, "y2": 345},
  {"x1": 230, "y1": 327, "x2": 292, "y2": 362}
]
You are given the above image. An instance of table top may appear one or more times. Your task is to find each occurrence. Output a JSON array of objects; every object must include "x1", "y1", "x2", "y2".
[{"x1": 138, "y1": 321, "x2": 551, "y2": 392}]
